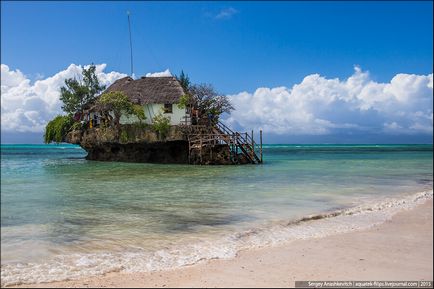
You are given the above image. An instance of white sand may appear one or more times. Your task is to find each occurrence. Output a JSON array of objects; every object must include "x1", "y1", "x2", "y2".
[{"x1": 12, "y1": 199, "x2": 433, "y2": 288}]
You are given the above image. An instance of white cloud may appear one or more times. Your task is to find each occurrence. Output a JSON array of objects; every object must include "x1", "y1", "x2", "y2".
[
  {"x1": 1, "y1": 64, "x2": 126, "y2": 133},
  {"x1": 145, "y1": 69, "x2": 172, "y2": 77},
  {"x1": 225, "y1": 67, "x2": 433, "y2": 136},
  {"x1": 2, "y1": 64, "x2": 432, "y2": 137},
  {"x1": 215, "y1": 7, "x2": 238, "y2": 20}
]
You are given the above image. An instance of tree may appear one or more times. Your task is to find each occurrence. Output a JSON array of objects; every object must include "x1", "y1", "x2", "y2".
[
  {"x1": 177, "y1": 93, "x2": 193, "y2": 110},
  {"x1": 59, "y1": 64, "x2": 106, "y2": 115},
  {"x1": 176, "y1": 70, "x2": 194, "y2": 110},
  {"x1": 177, "y1": 70, "x2": 191, "y2": 93},
  {"x1": 97, "y1": 91, "x2": 144, "y2": 138},
  {"x1": 189, "y1": 83, "x2": 234, "y2": 117},
  {"x1": 176, "y1": 71, "x2": 233, "y2": 124}
]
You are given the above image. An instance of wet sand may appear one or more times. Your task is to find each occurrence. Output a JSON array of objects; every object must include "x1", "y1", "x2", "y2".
[{"x1": 12, "y1": 199, "x2": 433, "y2": 288}]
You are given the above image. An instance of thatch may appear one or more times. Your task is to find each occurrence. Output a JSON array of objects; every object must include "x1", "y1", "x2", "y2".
[{"x1": 104, "y1": 76, "x2": 185, "y2": 104}]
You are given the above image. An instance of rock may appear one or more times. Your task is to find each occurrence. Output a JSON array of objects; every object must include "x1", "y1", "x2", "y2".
[
  {"x1": 85, "y1": 141, "x2": 189, "y2": 163},
  {"x1": 66, "y1": 124, "x2": 255, "y2": 165}
]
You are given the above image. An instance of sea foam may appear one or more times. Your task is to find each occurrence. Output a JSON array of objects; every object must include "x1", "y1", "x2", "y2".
[{"x1": 1, "y1": 190, "x2": 432, "y2": 287}]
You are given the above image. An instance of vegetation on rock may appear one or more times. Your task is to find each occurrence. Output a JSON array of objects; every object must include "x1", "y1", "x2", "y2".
[
  {"x1": 120, "y1": 129, "x2": 129, "y2": 143},
  {"x1": 45, "y1": 64, "x2": 106, "y2": 143},
  {"x1": 45, "y1": 66, "x2": 233, "y2": 147},
  {"x1": 44, "y1": 115, "x2": 74, "y2": 143},
  {"x1": 97, "y1": 91, "x2": 145, "y2": 139},
  {"x1": 97, "y1": 91, "x2": 136, "y2": 127},
  {"x1": 152, "y1": 112, "x2": 171, "y2": 139}
]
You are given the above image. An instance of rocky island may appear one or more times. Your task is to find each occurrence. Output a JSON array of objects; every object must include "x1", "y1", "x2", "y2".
[{"x1": 45, "y1": 66, "x2": 262, "y2": 165}]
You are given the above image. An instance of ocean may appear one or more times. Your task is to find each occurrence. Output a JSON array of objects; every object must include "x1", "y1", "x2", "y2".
[{"x1": 1, "y1": 144, "x2": 433, "y2": 286}]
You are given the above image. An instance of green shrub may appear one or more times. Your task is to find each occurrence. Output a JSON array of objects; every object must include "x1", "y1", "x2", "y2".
[
  {"x1": 132, "y1": 104, "x2": 146, "y2": 123},
  {"x1": 177, "y1": 94, "x2": 191, "y2": 109},
  {"x1": 44, "y1": 115, "x2": 74, "y2": 143},
  {"x1": 97, "y1": 91, "x2": 134, "y2": 130},
  {"x1": 120, "y1": 129, "x2": 129, "y2": 143},
  {"x1": 70, "y1": 121, "x2": 84, "y2": 131},
  {"x1": 152, "y1": 113, "x2": 171, "y2": 139}
]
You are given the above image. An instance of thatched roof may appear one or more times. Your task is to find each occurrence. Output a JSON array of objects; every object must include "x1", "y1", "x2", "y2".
[{"x1": 104, "y1": 76, "x2": 185, "y2": 104}]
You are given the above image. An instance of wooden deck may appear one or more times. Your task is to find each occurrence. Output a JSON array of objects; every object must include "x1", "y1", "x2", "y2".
[{"x1": 185, "y1": 122, "x2": 263, "y2": 165}]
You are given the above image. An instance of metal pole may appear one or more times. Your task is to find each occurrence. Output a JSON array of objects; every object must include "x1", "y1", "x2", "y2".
[{"x1": 127, "y1": 11, "x2": 134, "y2": 77}]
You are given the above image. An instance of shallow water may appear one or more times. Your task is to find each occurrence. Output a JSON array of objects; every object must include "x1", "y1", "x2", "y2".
[{"x1": 1, "y1": 144, "x2": 433, "y2": 285}]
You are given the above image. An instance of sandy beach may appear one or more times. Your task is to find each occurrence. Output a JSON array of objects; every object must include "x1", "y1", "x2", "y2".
[
  {"x1": 11, "y1": 199, "x2": 432, "y2": 288},
  {"x1": 2, "y1": 0, "x2": 433, "y2": 287}
]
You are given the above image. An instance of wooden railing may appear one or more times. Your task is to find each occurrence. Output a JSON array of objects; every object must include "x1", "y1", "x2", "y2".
[
  {"x1": 185, "y1": 121, "x2": 263, "y2": 164},
  {"x1": 215, "y1": 121, "x2": 262, "y2": 164}
]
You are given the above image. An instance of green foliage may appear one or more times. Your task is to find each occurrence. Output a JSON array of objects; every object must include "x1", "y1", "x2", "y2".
[
  {"x1": 71, "y1": 121, "x2": 84, "y2": 131},
  {"x1": 177, "y1": 94, "x2": 191, "y2": 109},
  {"x1": 132, "y1": 104, "x2": 146, "y2": 123},
  {"x1": 97, "y1": 91, "x2": 135, "y2": 128},
  {"x1": 59, "y1": 64, "x2": 106, "y2": 115},
  {"x1": 176, "y1": 71, "x2": 193, "y2": 110},
  {"x1": 177, "y1": 70, "x2": 190, "y2": 92},
  {"x1": 120, "y1": 130, "x2": 129, "y2": 143},
  {"x1": 98, "y1": 91, "x2": 133, "y2": 115},
  {"x1": 152, "y1": 112, "x2": 171, "y2": 139},
  {"x1": 44, "y1": 115, "x2": 74, "y2": 144}
]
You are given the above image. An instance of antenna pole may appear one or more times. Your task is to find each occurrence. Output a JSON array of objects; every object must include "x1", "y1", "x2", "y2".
[{"x1": 127, "y1": 11, "x2": 134, "y2": 77}]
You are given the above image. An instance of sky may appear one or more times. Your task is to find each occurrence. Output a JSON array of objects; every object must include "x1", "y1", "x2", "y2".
[{"x1": 1, "y1": 1, "x2": 433, "y2": 144}]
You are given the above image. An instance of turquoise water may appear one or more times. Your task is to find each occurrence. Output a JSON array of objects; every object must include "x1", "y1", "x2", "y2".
[{"x1": 1, "y1": 144, "x2": 433, "y2": 285}]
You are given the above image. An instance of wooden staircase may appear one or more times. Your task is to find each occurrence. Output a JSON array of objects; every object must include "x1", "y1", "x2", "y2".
[{"x1": 186, "y1": 121, "x2": 263, "y2": 164}]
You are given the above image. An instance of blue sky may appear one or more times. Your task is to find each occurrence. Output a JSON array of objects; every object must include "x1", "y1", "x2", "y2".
[{"x1": 1, "y1": 1, "x2": 433, "y2": 143}]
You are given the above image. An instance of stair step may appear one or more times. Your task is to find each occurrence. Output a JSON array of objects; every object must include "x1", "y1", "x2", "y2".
[{"x1": 187, "y1": 124, "x2": 262, "y2": 164}]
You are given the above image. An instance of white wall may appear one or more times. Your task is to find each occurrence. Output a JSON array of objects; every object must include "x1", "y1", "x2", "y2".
[{"x1": 120, "y1": 103, "x2": 189, "y2": 125}]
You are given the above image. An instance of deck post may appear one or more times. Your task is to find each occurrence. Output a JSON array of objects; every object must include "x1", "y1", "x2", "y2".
[
  {"x1": 188, "y1": 138, "x2": 191, "y2": 164},
  {"x1": 200, "y1": 138, "x2": 203, "y2": 164},
  {"x1": 251, "y1": 129, "x2": 254, "y2": 159},
  {"x1": 260, "y1": 130, "x2": 263, "y2": 163},
  {"x1": 235, "y1": 133, "x2": 238, "y2": 156}
]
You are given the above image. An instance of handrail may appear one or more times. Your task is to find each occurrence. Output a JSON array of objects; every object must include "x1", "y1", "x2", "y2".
[{"x1": 186, "y1": 120, "x2": 262, "y2": 164}]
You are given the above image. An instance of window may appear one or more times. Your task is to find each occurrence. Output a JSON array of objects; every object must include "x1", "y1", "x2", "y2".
[{"x1": 163, "y1": 103, "x2": 173, "y2": 114}]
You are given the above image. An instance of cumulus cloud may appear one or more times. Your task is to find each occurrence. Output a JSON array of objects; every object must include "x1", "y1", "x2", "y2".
[
  {"x1": 2, "y1": 64, "x2": 432, "y2": 138},
  {"x1": 225, "y1": 66, "x2": 433, "y2": 136},
  {"x1": 1, "y1": 64, "x2": 126, "y2": 133},
  {"x1": 145, "y1": 69, "x2": 172, "y2": 77}
]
